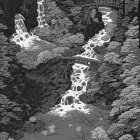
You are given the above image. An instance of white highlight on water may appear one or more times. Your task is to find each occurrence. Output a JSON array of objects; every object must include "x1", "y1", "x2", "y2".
[{"x1": 10, "y1": 0, "x2": 49, "y2": 47}]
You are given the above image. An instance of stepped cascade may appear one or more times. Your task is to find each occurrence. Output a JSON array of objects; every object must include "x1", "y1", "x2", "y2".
[
  {"x1": 10, "y1": 0, "x2": 116, "y2": 117},
  {"x1": 48, "y1": 7, "x2": 117, "y2": 117},
  {"x1": 49, "y1": 64, "x2": 91, "y2": 116}
]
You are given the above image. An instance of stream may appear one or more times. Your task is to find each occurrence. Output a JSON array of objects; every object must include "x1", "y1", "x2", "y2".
[{"x1": 47, "y1": 7, "x2": 116, "y2": 117}]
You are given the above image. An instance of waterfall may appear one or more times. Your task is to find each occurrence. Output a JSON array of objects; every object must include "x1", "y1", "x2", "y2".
[
  {"x1": 10, "y1": 0, "x2": 116, "y2": 117},
  {"x1": 47, "y1": 9, "x2": 116, "y2": 117},
  {"x1": 48, "y1": 63, "x2": 91, "y2": 116}
]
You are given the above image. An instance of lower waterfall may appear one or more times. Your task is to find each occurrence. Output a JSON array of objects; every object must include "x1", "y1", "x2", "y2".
[{"x1": 48, "y1": 63, "x2": 91, "y2": 117}]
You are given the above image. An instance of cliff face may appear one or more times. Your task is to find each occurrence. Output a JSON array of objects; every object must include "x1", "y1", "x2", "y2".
[
  {"x1": 21, "y1": 58, "x2": 75, "y2": 112},
  {"x1": 0, "y1": 0, "x2": 38, "y2": 36},
  {"x1": 20, "y1": 0, "x2": 38, "y2": 32}
]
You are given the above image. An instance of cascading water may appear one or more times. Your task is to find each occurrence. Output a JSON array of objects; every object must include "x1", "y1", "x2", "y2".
[
  {"x1": 48, "y1": 7, "x2": 116, "y2": 117},
  {"x1": 10, "y1": 0, "x2": 116, "y2": 118},
  {"x1": 49, "y1": 64, "x2": 91, "y2": 116}
]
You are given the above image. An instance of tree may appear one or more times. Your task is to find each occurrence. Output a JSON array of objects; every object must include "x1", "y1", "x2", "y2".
[
  {"x1": 0, "y1": 94, "x2": 22, "y2": 125},
  {"x1": 121, "y1": 38, "x2": 139, "y2": 54},
  {"x1": 121, "y1": 66, "x2": 140, "y2": 86},
  {"x1": 107, "y1": 123, "x2": 126, "y2": 138},
  {"x1": 119, "y1": 134, "x2": 134, "y2": 140},
  {"x1": 106, "y1": 41, "x2": 122, "y2": 53},
  {"x1": 91, "y1": 127, "x2": 110, "y2": 140},
  {"x1": 0, "y1": 32, "x2": 32, "y2": 139},
  {"x1": 125, "y1": 0, "x2": 139, "y2": 17},
  {"x1": 125, "y1": 25, "x2": 139, "y2": 39},
  {"x1": 36, "y1": 47, "x2": 70, "y2": 64},
  {"x1": 0, "y1": 132, "x2": 9, "y2": 140},
  {"x1": 108, "y1": 19, "x2": 140, "y2": 139},
  {"x1": 121, "y1": 28, "x2": 140, "y2": 70},
  {"x1": 16, "y1": 50, "x2": 38, "y2": 69},
  {"x1": 104, "y1": 52, "x2": 122, "y2": 64}
]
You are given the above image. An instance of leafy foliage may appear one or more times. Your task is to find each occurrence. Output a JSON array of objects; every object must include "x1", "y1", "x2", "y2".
[
  {"x1": 16, "y1": 50, "x2": 38, "y2": 69},
  {"x1": 37, "y1": 46, "x2": 70, "y2": 64},
  {"x1": 104, "y1": 52, "x2": 122, "y2": 64},
  {"x1": 121, "y1": 38, "x2": 139, "y2": 54},
  {"x1": 68, "y1": 6, "x2": 85, "y2": 32},
  {"x1": 110, "y1": 85, "x2": 140, "y2": 116},
  {"x1": 107, "y1": 41, "x2": 122, "y2": 52},
  {"x1": 0, "y1": 32, "x2": 32, "y2": 139},
  {"x1": 55, "y1": 33, "x2": 84, "y2": 47},
  {"x1": 0, "y1": 1, "x2": 139, "y2": 140},
  {"x1": 107, "y1": 17, "x2": 140, "y2": 140},
  {"x1": 121, "y1": 16, "x2": 131, "y2": 28},
  {"x1": 119, "y1": 134, "x2": 134, "y2": 140},
  {"x1": 121, "y1": 66, "x2": 140, "y2": 86},
  {"x1": 82, "y1": 13, "x2": 139, "y2": 140},
  {"x1": 84, "y1": 52, "x2": 123, "y2": 105},
  {"x1": 16, "y1": 45, "x2": 70, "y2": 69},
  {"x1": 0, "y1": 34, "x2": 12, "y2": 89},
  {"x1": 121, "y1": 31, "x2": 140, "y2": 70},
  {"x1": 0, "y1": 132, "x2": 9, "y2": 140},
  {"x1": 21, "y1": 120, "x2": 45, "y2": 134},
  {"x1": 0, "y1": 94, "x2": 22, "y2": 125},
  {"x1": 91, "y1": 127, "x2": 110, "y2": 140},
  {"x1": 118, "y1": 108, "x2": 140, "y2": 124},
  {"x1": 107, "y1": 123, "x2": 126, "y2": 138},
  {"x1": 112, "y1": 27, "x2": 126, "y2": 43},
  {"x1": 125, "y1": 25, "x2": 139, "y2": 38},
  {"x1": 125, "y1": 0, "x2": 139, "y2": 16}
]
